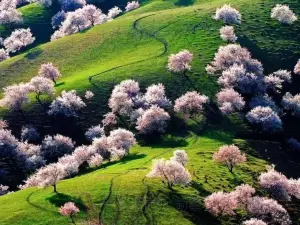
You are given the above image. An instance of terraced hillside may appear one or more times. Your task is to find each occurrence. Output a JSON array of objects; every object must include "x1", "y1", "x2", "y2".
[{"x1": 0, "y1": 0, "x2": 300, "y2": 224}]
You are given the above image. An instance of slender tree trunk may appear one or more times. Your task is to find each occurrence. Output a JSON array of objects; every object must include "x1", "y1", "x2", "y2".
[
  {"x1": 70, "y1": 215, "x2": 76, "y2": 225},
  {"x1": 53, "y1": 78, "x2": 57, "y2": 85},
  {"x1": 53, "y1": 184, "x2": 57, "y2": 193}
]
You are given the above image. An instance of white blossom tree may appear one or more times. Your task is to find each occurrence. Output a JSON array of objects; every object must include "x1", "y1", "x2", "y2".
[
  {"x1": 48, "y1": 90, "x2": 86, "y2": 117},
  {"x1": 3, "y1": 28, "x2": 35, "y2": 53},
  {"x1": 220, "y1": 26, "x2": 237, "y2": 42},
  {"x1": 214, "y1": 4, "x2": 241, "y2": 24},
  {"x1": 38, "y1": 62, "x2": 62, "y2": 84},
  {"x1": 271, "y1": 4, "x2": 297, "y2": 24}
]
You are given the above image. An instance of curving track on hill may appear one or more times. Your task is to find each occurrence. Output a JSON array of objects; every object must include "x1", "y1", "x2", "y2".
[{"x1": 88, "y1": 13, "x2": 177, "y2": 90}]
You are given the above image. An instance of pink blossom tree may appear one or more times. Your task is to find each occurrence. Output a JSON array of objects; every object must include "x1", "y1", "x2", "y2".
[
  {"x1": 125, "y1": 1, "x2": 139, "y2": 12},
  {"x1": 48, "y1": 90, "x2": 86, "y2": 117},
  {"x1": 85, "y1": 90, "x2": 94, "y2": 100},
  {"x1": 85, "y1": 125, "x2": 104, "y2": 141},
  {"x1": 38, "y1": 62, "x2": 62, "y2": 84},
  {"x1": 108, "y1": 7, "x2": 122, "y2": 19},
  {"x1": 102, "y1": 112, "x2": 117, "y2": 128},
  {"x1": 59, "y1": 202, "x2": 80, "y2": 224},
  {"x1": 41, "y1": 134, "x2": 75, "y2": 162},
  {"x1": 58, "y1": 0, "x2": 86, "y2": 11},
  {"x1": 213, "y1": 144, "x2": 246, "y2": 173},
  {"x1": 57, "y1": 154, "x2": 80, "y2": 177},
  {"x1": 3, "y1": 28, "x2": 35, "y2": 53},
  {"x1": 170, "y1": 150, "x2": 188, "y2": 166},
  {"x1": 0, "y1": 8, "x2": 23, "y2": 26},
  {"x1": 51, "y1": 11, "x2": 66, "y2": 29},
  {"x1": 23, "y1": 163, "x2": 67, "y2": 192},
  {"x1": 282, "y1": 92, "x2": 300, "y2": 116},
  {"x1": 294, "y1": 60, "x2": 300, "y2": 75},
  {"x1": 246, "y1": 106, "x2": 282, "y2": 132},
  {"x1": 88, "y1": 153, "x2": 103, "y2": 168},
  {"x1": 147, "y1": 158, "x2": 191, "y2": 189},
  {"x1": 144, "y1": 83, "x2": 171, "y2": 108},
  {"x1": 220, "y1": 26, "x2": 237, "y2": 42},
  {"x1": 232, "y1": 184, "x2": 255, "y2": 208},
  {"x1": 205, "y1": 191, "x2": 237, "y2": 216},
  {"x1": 29, "y1": 76, "x2": 55, "y2": 103},
  {"x1": 216, "y1": 88, "x2": 245, "y2": 114},
  {"x1": 246, "y1": 197, "x2": 291, "y2": 225},
  {"x1": 0, "y1": 49, "x2": 9, "y2": 62},
  {"x1": 214, "y1": 4, "x2": 241, "y2": 24},
  {"x1": 81, "y1": 4, "x2": 104, "y2": 26},
  {"x1": 249, "y1": 94, "x2": 279, "y2": 113},
  {"x1": 168, "y1": 50, "x2": 193, "y2": 74},
  {"x1": 174, "y1": 91, "x2": 209, "y2": 118},
  {"x1": 136, "y1": 105, "x2": 170, "y2": 134},
  {"x1": 107, "y1": 128, "x2": 136, "y2": 154},
  {"x1": 271, "y1": 4, "x2": 297, "y2": 24},
  {"x1": 242, "y1": 219, "x2": 267, "y2": 225},
  {"x1": 0, "y1": 184, "x2": 9, "y2": 196},
  {"x1": 0, "y1": 83, "x2": 33, "y2": 112},
  {"x1": 259, "y1": 166, "x2": 300, "y2": 201},
  {"x1": 21, "y1": 125, "x2": 40, "y2": 142},
  {"x1": 206, "y1": 44, "x2": 263, "y2": 76}
]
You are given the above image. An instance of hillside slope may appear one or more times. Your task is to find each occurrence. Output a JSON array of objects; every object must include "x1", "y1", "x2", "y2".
[{"x1": 0, "y1": 0, "x2": 300, "y2": 224}]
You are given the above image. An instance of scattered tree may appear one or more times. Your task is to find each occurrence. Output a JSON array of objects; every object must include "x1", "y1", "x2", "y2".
[
  {"x1": 88, "y1": 153, "x2": 103, "y2": 167},
  {"x1": 214, "y1": 4, "x2": 241, "y2": 24},
  {"x1": 59, "y1": 202, "x2": 80, "y2": 225},
  {"x1": 216, "y1": 88, "x2": 245, "y2": 114},
  {"x1": 147, "y1": 158, "x2": 191, "y2": 189},
  {"x1": 0, "y1": 83, "x2": 33, "y2": 112},
  {"x1": 21, "y1": 125, "x2": 40, "y2": 142},
  {"x1": 168, "y1": 50, "x2": 193, "y2": 74},
  {"x1": 85, "y1": 90, "x2": 94, "y2": 100},
  {"x1": 246, "y1": 197, "x2": 291, "y2": 225},
  {"x1": 282, "y1": 92, "x2": 300, "y2": 116},
  {"x1": 108, "y1": 7, "x2": 122, "y2": 19},
  {"x1": 205, "y1": 191, "x2": 237, "y2": 216},
  {"x1": 170, "y1": 150, "x2": 188, "y2": 166},
  {"x1": 246, "y1": 106, "x2": 282, "y2": 132},
  {"x1": 271, "y1": 4, "x2": 297, "y2": 24},
  {"x1": 85, "y1": 125, "x2": 104, "y2": 141},
  {"x1": 294, "y1": 60, "x2": 300, "y2": 75},
  {"x1": 136, "y1": 105, "x2": 170, "y2": 134},
  {"x1": 48, "y1": 90, "x2": 86, "y2": 117},
  {"x1": 41, "y1": 134, "x2": 75, "y2": 162},
  {"x1": 38, "y1": 62, "x2": 62, "y2": 84},
  {"x1": 213, "y1": 144, "x2": 246, "y2": 173},
  {"x1": 174, "y1": 91, "x2": 209, "y2": 119},
  {"x1": 0, "y1": 48, "x2": 9, "y2": 62},
  {"x1": 144, "y1": 83, "x2": 171, "y2": 108},
  {"x1": 29, "y1": 76, "x2": 55, "y2": 102},
  {"x1": 0, "y1": 184, "x2": 9, "y2": 196},
  {"x1": 3, "y1": 28, "x2": 35, "y2": 53},
  {"x1": 242, "y1": 219, "x2": 267, "y2": 225},
  {"x1": 51, "y1": 11, "x2": 66, "y2": 28},
  {"x1": 125, "y1": 1, "x2": 139, "y2": 12},
  {"x1": 220, "y1": 26, "x2": 237, "y2": 42}
]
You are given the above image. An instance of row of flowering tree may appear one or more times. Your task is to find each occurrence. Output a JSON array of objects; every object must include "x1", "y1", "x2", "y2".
[{"x1": 205, "y1": 164, "x2": 300, "y2": 225}]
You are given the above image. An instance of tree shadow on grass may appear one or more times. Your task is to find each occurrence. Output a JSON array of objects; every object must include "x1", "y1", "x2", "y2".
[
  {"x1": 78, "y1": 153, "x2": 147, "y2": 176},
  {"x1": 46, "y1": 192, "x2": 88, "y2": 212},
  {"x1": 24, "y1": 48, "x2": 43, "y2": 60},
  {"x1": 138, "y1": 134, "x2": 189, "y2": 148},
  {"x1": 174, "y1": 0, "x2": 195, "y2": 6},
  {"x1": 160, "y1": 189, "x2": 220, "y2": 225}
]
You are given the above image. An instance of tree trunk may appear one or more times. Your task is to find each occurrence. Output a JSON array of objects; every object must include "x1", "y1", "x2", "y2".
[
  {"x1": 53, "y1": 184, "x2": 57, "y2": 193},
  {"x1": 70, "y1": 215, "x2": 76, "y2": 225}
]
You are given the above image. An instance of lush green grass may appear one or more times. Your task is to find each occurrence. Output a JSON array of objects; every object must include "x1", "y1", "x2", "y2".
[
  {"x1": 0, "y1": 132, "x2": 267, "y2": 225},
  {"x1": 1, "y1": 0, "x2": 300, "y2": 224}
]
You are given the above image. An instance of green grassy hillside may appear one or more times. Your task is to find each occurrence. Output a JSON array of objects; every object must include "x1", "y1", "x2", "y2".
[{"x1": 0, "y1": 0, "x2": 300, "y2": 224}]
